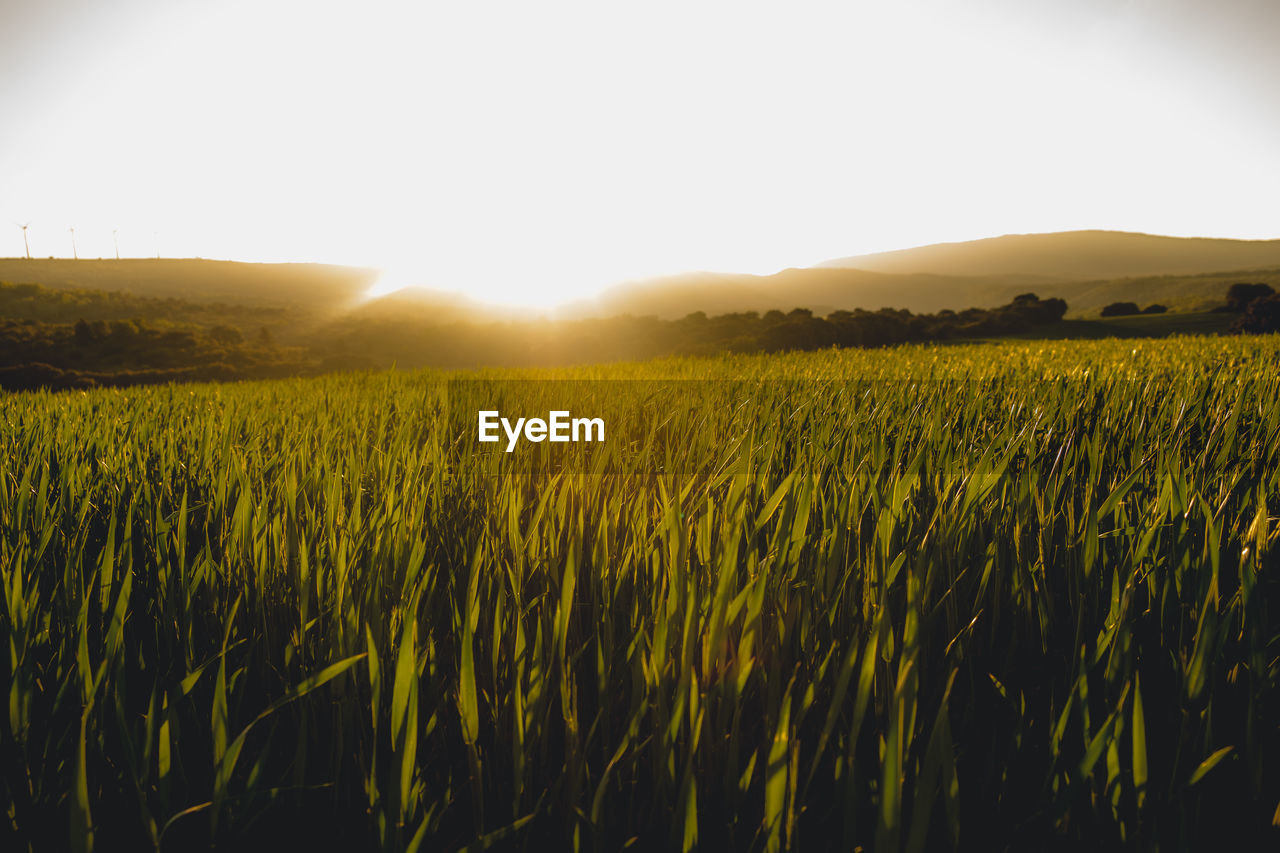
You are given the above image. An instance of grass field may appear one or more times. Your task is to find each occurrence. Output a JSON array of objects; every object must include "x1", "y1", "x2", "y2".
[{"x1": 2, "y1": 337, "x2": 1278, "y2": 851}]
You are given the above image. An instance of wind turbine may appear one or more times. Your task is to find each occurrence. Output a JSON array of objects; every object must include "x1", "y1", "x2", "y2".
[
  {"x1": 69, "y1": 227, "x2": 78, "y2": 260},
  {"x1": 113, "y1": 229, "x2": 119, "y2": 260},
  {"x1": 17, "y1": 223, "x2": 30, "y2": 259}
]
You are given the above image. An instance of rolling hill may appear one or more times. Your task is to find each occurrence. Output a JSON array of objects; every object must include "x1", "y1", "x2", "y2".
[
  {"x1": 0, "y1": 258, "x2": 377, "y2": 310},
  {"x1": 819, "y1": 230, "x2": 1280, "y2": 280},
  {"x1": 569, "y1": 265, "x2": 1280, "y2": 320},
  {"x1": 564, "y1": 231, "x2": 1280, "y2": 318},
  {"x1": 4, "y1": 230, "x2": 1279, "y2": 323},
  {"x1": 565, "y1": 268, "x2": 1051, "y2": 319}
]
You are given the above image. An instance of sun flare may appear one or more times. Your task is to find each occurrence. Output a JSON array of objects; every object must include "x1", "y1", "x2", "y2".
[{"x1": 361, "y1": 265, "x2": 614, "y2": 309}]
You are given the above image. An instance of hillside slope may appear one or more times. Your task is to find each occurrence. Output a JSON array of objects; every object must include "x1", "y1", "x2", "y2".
[
  {"x1": 6, "y1": 230, "x2": 1279, "y2": 322},
  {"x1": 820, "y1": 231, "x2": 1280, "y2": 280},
  {"x1": 572, "y1": 268, "x2": 1052, "y2": 319},
  {"x1": 571, "y1": 265, "x2": 1280, "y2": 319},
  {"x1": 0, "y1": 258, "x2": 377, "y2": 310}
]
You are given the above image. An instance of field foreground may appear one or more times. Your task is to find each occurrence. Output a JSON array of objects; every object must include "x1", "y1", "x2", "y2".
[{"x1": 2, "y1": 338, "x2": 1279, "y2": 850}]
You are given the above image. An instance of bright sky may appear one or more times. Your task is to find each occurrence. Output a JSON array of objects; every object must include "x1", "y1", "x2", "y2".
[{"x1": 2, "y1": 0, "x2": 1278, "y2": 305}]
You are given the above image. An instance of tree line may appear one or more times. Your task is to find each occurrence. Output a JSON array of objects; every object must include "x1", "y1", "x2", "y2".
[
  {"x1": 289, "y1": 294, "x2": 1070, "y2": 370},
  {"x1": 11, "y1": 281, "x2": 1280, "y2": 392},
  {"x1": 0, "y1": 291, "x2": 1071, "y2": 390}
]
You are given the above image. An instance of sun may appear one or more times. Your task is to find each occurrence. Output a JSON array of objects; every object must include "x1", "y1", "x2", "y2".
[
  {"x1": 360, "y1": 263, "x2": 615, "y2": 310},
  {"x1": 360, "y1": 269, "x2": 416, "y2": 302}
]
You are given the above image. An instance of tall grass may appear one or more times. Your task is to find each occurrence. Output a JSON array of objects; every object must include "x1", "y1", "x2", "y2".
[{"x1": 1, "y1": 337, "x2": 1278, "y2": 850}]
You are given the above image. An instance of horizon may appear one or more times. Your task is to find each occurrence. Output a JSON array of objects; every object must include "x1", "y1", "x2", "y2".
[
  {"x1": 3, "y1": 2, "x2": 1279, "y2": 306},
  {"x1": 7, "y1": 225, "x2": 1280, "y2": 318}
]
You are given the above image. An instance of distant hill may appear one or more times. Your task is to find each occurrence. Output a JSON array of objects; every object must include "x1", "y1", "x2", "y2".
[
  {"x1": 567, "y1": 268, "x2": 1052, "y2": 319},
  {"x1": 0, "y1": 258, "x2": 377, "y2": 311},
  {"x1": 819, "y1": 231, "x2": 1280, "y2": 280},
  {"x1": 351, "y1": 287, "x2": 547, "y2": 324},
  {"x1": 0, "y1": 251, "x2": 1268, "y2": 389},
  {"x1": 568, "y1": 265, "x2": 1280, "y2": 320},
  {"x1": 1033, "y1": 268, "x2": 1280, "y2": 316},
  {"x1": 0, "y1": 258, "x2": 530, "y2": 327},
  {"x1": 6, "y1": 230, "x2": 1280, "y2": 324},
  {"x1": 0, "y1": 257, "x2": 1051, "y2": 322},
  {"x1": 565, "y1": 231, "x2": 1280, "y2": 319}
]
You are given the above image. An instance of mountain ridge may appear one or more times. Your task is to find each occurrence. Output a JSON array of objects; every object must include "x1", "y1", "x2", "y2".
[
  {"x1": 4, "y1": 230, "x2": 1279, "y2": 321},
  {"x1": 818, "y1": 230, "x2": 1280, "y2": 280}
]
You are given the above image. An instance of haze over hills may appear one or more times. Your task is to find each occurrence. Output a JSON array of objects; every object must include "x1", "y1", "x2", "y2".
[
  {"x1": 0, "y1": 258, "x2": 377, "y2": 311},
  {"x1": 819, "y1": 230, "x2": 1280, "y2": 280},
  {"x1": 572, "y1": 231, "x2": 1280, "y2": 318},
  {"x1": 2, "y1": 230, "x2": 1279, "y2": 323},
  {"x1": 577, "y1": 265, "x2": 1280, "y2": 319},
  {"x1": 566, "y1": 268, "x2": 1052, "y2": 319},
  {"x1": 2, "y1": 230, "x2": 1278, "y2": 388}
]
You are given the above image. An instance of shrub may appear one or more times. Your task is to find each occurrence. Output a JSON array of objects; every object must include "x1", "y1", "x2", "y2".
[
  {"x1": 1231, "y1": 293, "x2": 1280, "y2": 333},
  {"x1": 1100, "y1": 302, "x2": 1140, "y2": 317},
  {"x1": 1225, "y1": 282, "x2": 1275, "y2": 312}
]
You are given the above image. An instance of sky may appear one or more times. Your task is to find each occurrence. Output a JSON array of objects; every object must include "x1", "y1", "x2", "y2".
[{"x1": 1, "y1": 0, "x2": 1278, "y2": 305}]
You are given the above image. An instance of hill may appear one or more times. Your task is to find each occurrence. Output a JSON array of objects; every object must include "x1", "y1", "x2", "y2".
[
  {"x1": 819, "y1": 230, "x2": 1280, "y2": 280},
  {"x1": 0, "y1": 270, "x2": 1265, "y2": 390},
  {"x1": 568, "y1": 231, "x2": 1280, "y2": 319},
  {"x1": 5, "y1": 231, "x2": 1280, "y2": 324},
  {"x1": 0, "y1": 258, "x2": 377, "y2": 311},
  {"x1": 1032, "y1": 268, "x2": 1280, "y2": 316},
  {"x1": 569, "y1": 268, "x2": 1051, "y2": 319},
  {"x1": 569, "y1": 265, "x2": 1280, "y2": 320}
]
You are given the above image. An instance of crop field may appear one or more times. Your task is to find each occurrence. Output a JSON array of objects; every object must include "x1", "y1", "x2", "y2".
[{"x1": 1, "y1": 337, "x2": 1279, "y2": 851}]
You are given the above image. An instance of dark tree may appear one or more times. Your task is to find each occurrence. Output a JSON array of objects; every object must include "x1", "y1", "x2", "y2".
[
  {"x1": 1142, "y1": 304, "x2": 1168, "y2": 314},
  {"x1": 74, "y1": 318, "x2": 95, "y2": 346},
  {"x1": 1010, "y1": 296, "x2": 1067, "y2": 324},
  {"x1": 1225, "y1": 283, "x2": 1275, "y2": 312},
  {"x1": 1232, "y1": 294, "x2": 1280, "y2": 333},
  {"x1": 1100, "y1": 302, "x2": 1140, "y2": 317}
]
